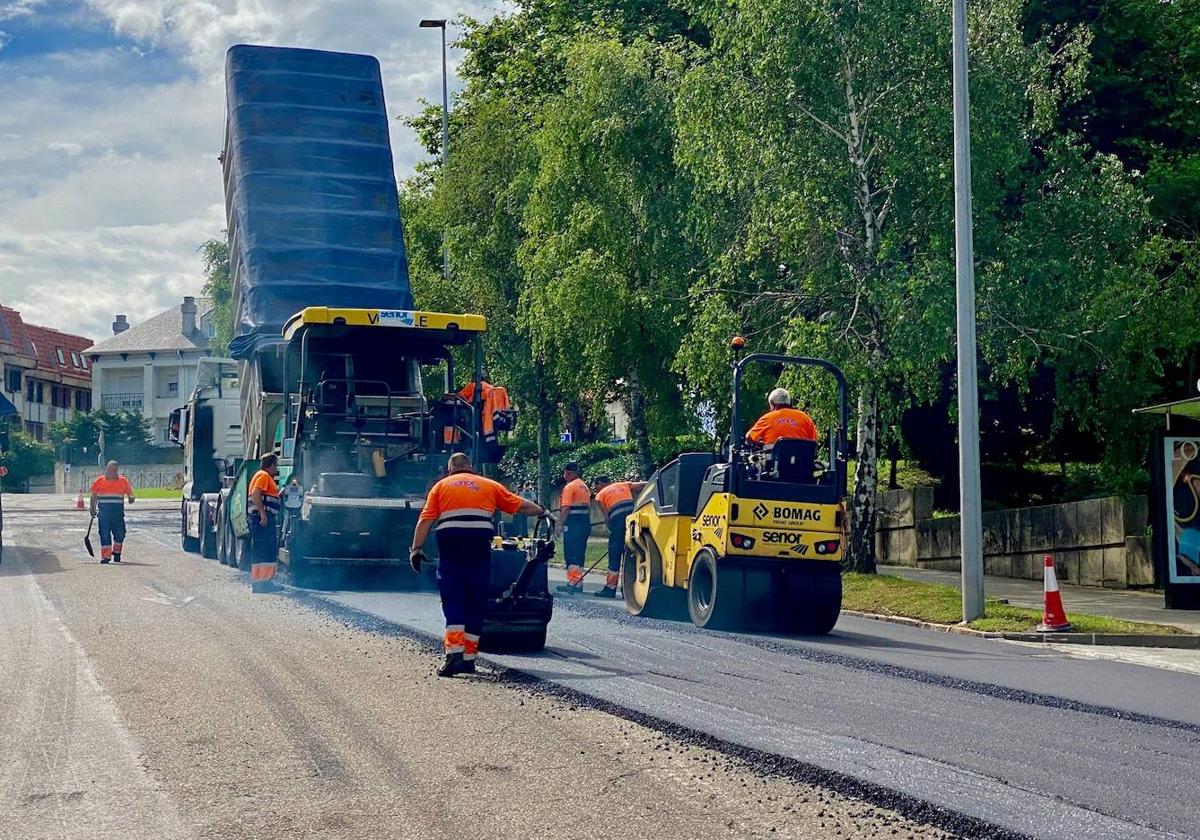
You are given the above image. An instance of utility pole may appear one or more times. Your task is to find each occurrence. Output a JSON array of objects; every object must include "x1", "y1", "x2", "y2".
[
  {"x1": 952, "y1": 0, "x2": 984, "y2": 621},
  {"x1": 420, "y1": 18, "x2": 450, "y2": 280}
]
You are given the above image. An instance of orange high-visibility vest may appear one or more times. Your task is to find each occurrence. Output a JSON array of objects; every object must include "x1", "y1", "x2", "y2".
[
  {"x1": 91, "y1": 476, "x2": 132, "y2": 512},
  {"x1": 419, "y1": 471, "x2": 523, "y2": 534},
  {"x1": 595, "y1": 482, "x2": 635, "y2": 522},
  {"x1": 746, "y1": 408, "x2": 818, "y2": 445}
]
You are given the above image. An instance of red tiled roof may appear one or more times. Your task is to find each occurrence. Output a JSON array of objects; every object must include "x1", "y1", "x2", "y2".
[{"x1": 0, "y1": 306, "x2": 93, "y2": 384}]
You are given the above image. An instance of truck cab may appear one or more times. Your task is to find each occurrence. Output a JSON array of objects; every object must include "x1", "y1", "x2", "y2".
[{"x1": 171, "y1": 357, "x2": 241, "y2": 556}]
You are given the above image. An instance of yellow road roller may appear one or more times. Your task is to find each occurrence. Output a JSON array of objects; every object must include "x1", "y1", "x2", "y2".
[{"x1": 623, "y1": 346, "x2": 849, "y2": 633}]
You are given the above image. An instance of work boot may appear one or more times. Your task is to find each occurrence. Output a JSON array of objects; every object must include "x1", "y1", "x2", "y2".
[
  {"x1": 100, "y1": 557, "x2": 110, "y2": 565},
  {"x1": 437, "y1": 652, "x2": 469, "y2": 678},
  {"x1": 556, "y1": 582, "x2": 583, "y2": 596},
  {"x1": 593, "y1": 585, "x2": 618, "y2": 599},
  {"x1": 460, "y1": 659, "x2": 477, "y2": 675},
  {"x1": 112, "y1": 554, "x2": 122, "y2": 564}
]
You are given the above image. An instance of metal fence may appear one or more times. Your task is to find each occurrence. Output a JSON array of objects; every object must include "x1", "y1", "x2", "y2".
[
  {"x1": 57, "y1": 464, "x2": 185, "y2": 493},
  {"x1": 101, "y1": 393, "x2": 144, "y2": 411}
]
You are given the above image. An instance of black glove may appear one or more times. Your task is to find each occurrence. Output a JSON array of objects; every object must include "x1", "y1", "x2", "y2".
[{"x1": 409, "y1": 548, "x2": 426, "y2": 574}]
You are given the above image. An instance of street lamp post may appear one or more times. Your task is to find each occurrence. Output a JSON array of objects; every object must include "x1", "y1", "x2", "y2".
[
  {"x1": 420, "y1": 18, "x2": 450, "y2": 281},
  {"x1": 952, "y1": 0, "x2": 984, "y2": 621}
]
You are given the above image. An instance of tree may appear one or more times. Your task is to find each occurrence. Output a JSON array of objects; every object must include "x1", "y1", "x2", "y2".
[
  {"x1": 0, "y1": 432, "x2": 55, "y2": 491},
  {"x1": 672, "y1": 0, "x2": 1166, "y2": 570},
  {"x1": 49, "y1": 409, "x2": 153, "y2": 463},
  {"x1": 519, "y1": 37, "x2": 700, "y2": 477},
  {"x1": 200, "y1": 238, "x2": 232, "y2": 356}
]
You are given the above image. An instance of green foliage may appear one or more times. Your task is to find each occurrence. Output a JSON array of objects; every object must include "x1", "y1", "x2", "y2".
[
  {"x1": 408, "y1": 0, "x2": 1199, "y2": 532},
  {"x1": 200, "y1": 238, "x2": 232, "y2": 356},
  {"x1": 0, "y1": 432, "x2": 55, "y2": 490},
  {"x1": 49, "y1": 409, "x2": 153, "y2": 463}
]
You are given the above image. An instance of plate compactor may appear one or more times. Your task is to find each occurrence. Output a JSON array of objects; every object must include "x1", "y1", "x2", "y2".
[{"x1": 481, "y1": 514, "x2": 556, "y2": 652}]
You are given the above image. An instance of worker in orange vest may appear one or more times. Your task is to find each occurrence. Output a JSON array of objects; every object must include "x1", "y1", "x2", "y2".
[
  {"x1": 746, "y1": 388, "x2": 819, "y2": 448},
  {"x1": 89, "y1": 460, "x2": 135, "y2": 564},
  {"x1": 410, "y1": 452, "x2": 547, "y2": 676},
  {"x1": 591, "y1": 475, "x2": 646, "y2": 598},
  {"x1": 557, "y1": 461, "x2": 592, "y2": 595},
  {"x1": 457, "y1": 377, "x2": 512, "y2": 456},
  {"x1": 247, "y1": 453, "x2": 282, "y2": 593}
]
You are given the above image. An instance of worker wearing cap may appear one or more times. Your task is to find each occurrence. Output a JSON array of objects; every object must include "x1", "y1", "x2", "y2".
[
  {"x1": 410, "y1": 452, "x2": 546, "y2": 677},
  {"x1": 746, "y1": 387, "x2": 818, "y2": 448},
  {"x1": 247, "y1": 453, "x2": 282, "y2": 593},
  {"x1": 557, "y1": 461, "x2": 592, "y2": 595},
  {"x1": 89, "y1": 460, "x2": 135, "y2": 564},
  {"x1": 592, "y1": 476, "x2": 646, "y2": 598}
]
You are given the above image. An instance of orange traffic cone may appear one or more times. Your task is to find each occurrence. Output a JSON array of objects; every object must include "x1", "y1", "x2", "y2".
[
  {"x1": 1037, "y1": 554, "x2": 1072, "y2": 633},
  {"x1": 74, "y1": 489, "x2": 85, "y2": 511}
]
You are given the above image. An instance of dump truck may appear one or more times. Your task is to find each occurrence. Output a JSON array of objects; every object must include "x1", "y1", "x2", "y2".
[
  {"x1": 170, "y1": 357, "x2": 242, "y2": 558},
  {"x1": 211, "y1": 44, "x2": 550, "y2": 649}
]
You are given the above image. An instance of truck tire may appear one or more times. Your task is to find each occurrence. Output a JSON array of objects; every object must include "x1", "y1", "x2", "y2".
[
  {"x1": 236, "y1": 536, "x2": 252, "y2": 572},
  {"x1": 181, "y1": 500, "x2": 200, "y2": 553},
  {"x1": 781, "y1": 569, "x2": 842, "y2": 635},
  {"x1": 199, "y1": 499, "x2": 216, "y2": 559},
  {"x1": 687, "y1": 548, "x2": 745, "y2": 631}
]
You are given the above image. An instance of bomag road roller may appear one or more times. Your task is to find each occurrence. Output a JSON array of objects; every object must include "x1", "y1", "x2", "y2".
[{"x1": 624, "y1": 345, "x2": 850, "y2": 634}]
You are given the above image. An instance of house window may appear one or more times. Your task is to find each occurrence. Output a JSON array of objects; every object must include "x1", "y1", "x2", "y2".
[
  {"x1": 56, "y1": 348, "x2": 65, "y2": 365},
  {"x1": 51, "y1": 385, "x2": 59, "y2": 406},
  {"x1": 70, "y1": 351, "x2": 82, "y2": 368},
  {"x1": 5, "y1": 367, "x2": 20, "y2": 393},
  {"x1": 167, "y1": 381, "x2": 179, "y2": 397},
  {"x1": 35, "y1": 382, "x2": 43, "y2": 404},
  {"x1": 75, "y1": 390, "x2": 91, "y2": 411}
]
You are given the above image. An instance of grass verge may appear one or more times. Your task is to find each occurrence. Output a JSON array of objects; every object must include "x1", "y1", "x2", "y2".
[
  {"x1": 843, "y1": 573, "x2": 1186, "y2": 635},
  {"x1": 132, "y1": 486, "x2": 183, "y2": 499}
]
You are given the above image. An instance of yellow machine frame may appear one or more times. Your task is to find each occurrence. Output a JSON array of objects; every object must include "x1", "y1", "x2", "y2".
[{"x1": 624, "y1": 351, "x2": 850, "y2": 633}]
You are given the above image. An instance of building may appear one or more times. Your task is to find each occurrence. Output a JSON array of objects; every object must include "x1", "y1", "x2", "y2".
[
  {"x1": 86, "y1": 296, "x2": 218, "y2": 446},
  {"x1": 0, "y1": 306, "x2": 94, "y2": 441}
]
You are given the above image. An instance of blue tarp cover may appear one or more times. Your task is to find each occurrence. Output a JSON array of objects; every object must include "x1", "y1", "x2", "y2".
[{"x1": 223, "y1": 45, "x2": 413, "y2": 360}]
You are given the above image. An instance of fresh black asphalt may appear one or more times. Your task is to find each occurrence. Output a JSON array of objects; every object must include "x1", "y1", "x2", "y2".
[{"x1": 312, "y1": 587, "x2": 1200, "y2": 840}]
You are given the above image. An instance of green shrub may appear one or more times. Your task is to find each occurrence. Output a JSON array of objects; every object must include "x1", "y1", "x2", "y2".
[{"x1": 0, "y1": 432, "x2": 55, "y2": 491}]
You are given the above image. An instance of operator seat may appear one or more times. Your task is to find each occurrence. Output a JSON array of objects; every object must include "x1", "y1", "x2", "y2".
[{"x1": 768, "y1": 438, "x2": 817, "y2": 484}]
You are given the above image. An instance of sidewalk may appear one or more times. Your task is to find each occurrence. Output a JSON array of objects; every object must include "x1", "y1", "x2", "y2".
[{"x1": 879, "y1": 565, "x2": 1200, "y2": 634}]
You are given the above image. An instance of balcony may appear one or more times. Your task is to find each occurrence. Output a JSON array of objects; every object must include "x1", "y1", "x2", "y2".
[{"x1": 102, "y1": 393, "x2": 144, "y2": 411}]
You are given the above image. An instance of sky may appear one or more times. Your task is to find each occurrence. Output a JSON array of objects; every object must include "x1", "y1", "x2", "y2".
[{"x1": 0, "y1": 0, "x2": 497, "y2": 344}]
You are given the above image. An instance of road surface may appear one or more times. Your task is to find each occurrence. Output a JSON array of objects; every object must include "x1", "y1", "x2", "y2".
[
  {"x1": 3, "y1": 497, "x2": 1197, "y2": 839},
  {"x1": 0, "y1": 498, "x2": 956, "y2": 840}
]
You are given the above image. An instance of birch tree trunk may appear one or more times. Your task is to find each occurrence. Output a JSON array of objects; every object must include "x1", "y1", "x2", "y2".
[
  {"x1": 848, "y1": 382, "x2": 880, "y2": 574},
  {"x1": 627, "y1": 368, "x2": 655, "y2": 479}
]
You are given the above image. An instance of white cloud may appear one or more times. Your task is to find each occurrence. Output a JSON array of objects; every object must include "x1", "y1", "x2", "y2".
[{"x1": 0, "y1": 0, "x2": 505, "y2": 340}]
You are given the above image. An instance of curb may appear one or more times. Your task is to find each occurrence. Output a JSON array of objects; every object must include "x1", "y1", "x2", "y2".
[{"x1": 841, "y1": 610, "x2": 1200, "y2": 649}]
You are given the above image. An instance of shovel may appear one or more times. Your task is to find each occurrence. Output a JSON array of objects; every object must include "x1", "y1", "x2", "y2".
[{"x1": 84, "y1": 513, "x2": 96, "y2": 558}]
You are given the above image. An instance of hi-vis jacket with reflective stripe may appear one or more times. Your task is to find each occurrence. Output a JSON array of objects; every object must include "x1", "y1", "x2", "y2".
[
  {"x1": 560, "y1": 477, "x2": 591, "y2": 518},
  {"x1": 248, "y1": 470, "x2": 281, "y2": 516},
  {"x1": 745, "y1": 407, "x2": 819, "y2": 446},
  {"x1": 595, "y1": 482, "x2": 635, "y2": 522},
  {"x1": 91, "y1": 476, "x2": 133, "y2": 512},
  {"x1": 419, "y1": 471, "x2": 523, "y2": 533}
]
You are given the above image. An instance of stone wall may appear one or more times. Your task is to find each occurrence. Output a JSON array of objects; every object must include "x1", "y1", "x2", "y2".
[{"x1": 875, "y1": 487, "x2": 1155, "y2": 590}]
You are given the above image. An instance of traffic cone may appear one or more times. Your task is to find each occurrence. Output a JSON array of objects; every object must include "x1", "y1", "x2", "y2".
[
  {"x1": 1037, "y1": 554, "x2": 1072, "y2": 633},
  {"x1": 74, "y1": 489, "x2": 85, "y2": 511}
]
